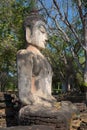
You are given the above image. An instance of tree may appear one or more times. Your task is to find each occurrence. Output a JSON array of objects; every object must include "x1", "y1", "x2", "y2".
[
  {"x1": 0, "y1": 0, "x2": 36, "y2": 91},
  {"x1": 38, "y1": 0, "x2": 87, "y2": 94}
]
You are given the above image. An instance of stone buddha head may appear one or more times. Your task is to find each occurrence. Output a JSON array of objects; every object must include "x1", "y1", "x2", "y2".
[{"x1": 24, "y1": 11, "x2": 48, "y2": 49}]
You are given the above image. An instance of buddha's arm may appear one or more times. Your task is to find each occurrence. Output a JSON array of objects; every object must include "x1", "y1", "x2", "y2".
[{"x1": 17, "y1": 50, "x2": 34, "y2": 105}]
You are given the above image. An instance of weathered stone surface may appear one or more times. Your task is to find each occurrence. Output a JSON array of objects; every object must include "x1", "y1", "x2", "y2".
[
  {"x1": 19, "y1": 101, "x2": 78, "y2": 130},
  {"x1": 17, "y1": 11, "x2": 56, "y2": 106},
  {"x1": 79, "y1": 122, "x2": 87, "y2": 130},
  {"x1": 17, "y1": 49, "x2": 56, "y2": 106},
  {"x1": 78, "y1": 110, "x2": 87, "y2": 130},
  {"x1": 16, "y1": 10, "x2": 81, "y2": 130},
  {"x1": 24, "y1": 12, "x2": 48, "y2": 49},
  {"x1": 72, "y1": 103, "x2": 87, "y2": 130},
  {"x1": 74, "y1": 103, "x2": 87, "y2": 112},
  {"x1": 80, "y1": 110, "x2": 87, "y2": 123},
  {"x1": 0, "y1": 125, "x2": 54, "y2": 130},
  {"x1": 0, "y1": 92, "x2": 19, "y2": 127}
]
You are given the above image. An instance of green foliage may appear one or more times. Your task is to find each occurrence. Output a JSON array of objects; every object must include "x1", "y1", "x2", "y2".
[
  {"x1": 83, "y1": 82, "x2": 87, "y2": 87},
  {"x1": 76, "y1": 73, "x2": 83, "y2": 85},
  {"x1": 0, "y1": 0, "x2": 35, "y2": 91},
  {"x1": 39, "y1": 0, "x2": 86, "y2": 92},
  {"x1": 43, "y1": 34, "x2": 77, "y2": 92}
]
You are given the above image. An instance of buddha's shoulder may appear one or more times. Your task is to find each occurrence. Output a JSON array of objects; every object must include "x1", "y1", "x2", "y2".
[{"x1": 17, "y1": 49, "x2": 35, "y2": 56}]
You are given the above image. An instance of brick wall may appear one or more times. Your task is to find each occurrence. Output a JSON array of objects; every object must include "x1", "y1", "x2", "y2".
[{"x1": 0, "y1": 92, "x2": 19, "y2": 127}]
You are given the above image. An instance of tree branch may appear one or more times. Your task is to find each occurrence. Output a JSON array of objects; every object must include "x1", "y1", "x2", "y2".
[
  {"x1": 53, "y1": 0, "x2": 87, "y2": 51},
  {"x1": 70, "y1": 46, "x2": 83, "y2": 72},
  {"x1": 39, "y1": 0, "x2": 70, "y2": 42},
  {"x1": 77, "y1": 0, "x2": 84, "y2": 26}
]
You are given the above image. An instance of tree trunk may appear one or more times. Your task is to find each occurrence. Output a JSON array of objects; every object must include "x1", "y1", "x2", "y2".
[
  {"x1": 0, "y1": 82, "x2": 1, "y2": 92},
  {"x1": 84, "y1": 13, "x2": 87, "y2": 101}
]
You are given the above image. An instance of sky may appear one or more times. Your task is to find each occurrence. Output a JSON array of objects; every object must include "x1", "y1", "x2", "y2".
[{"x1": 38, "y1": 0, "x2": 78, "y2": 22}]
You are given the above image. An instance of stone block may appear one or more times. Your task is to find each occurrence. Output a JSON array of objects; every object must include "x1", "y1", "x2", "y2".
[
  {"x1": 0, "y1": 125, "x2": 55, "y2": 130},
  {"x1": 19, "y1": 102, "x2": 78, "y2": 130}
]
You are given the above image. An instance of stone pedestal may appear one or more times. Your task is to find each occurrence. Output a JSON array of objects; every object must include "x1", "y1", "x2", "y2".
[
  {"x1": 0, "y1": 125, "x2": 54, "y2": 130},
  {"x1": 19, "y1": 101, "x2": 78, "y2": 130}
]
